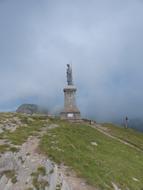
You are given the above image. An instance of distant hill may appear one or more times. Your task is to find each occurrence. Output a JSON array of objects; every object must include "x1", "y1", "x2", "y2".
[{"x1": 16, "y1": 104, "x2": 48, "y2": 115}]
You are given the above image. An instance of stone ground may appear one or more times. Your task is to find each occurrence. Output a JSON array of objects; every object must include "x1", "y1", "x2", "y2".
[{"x1": 0, "y1": 121, "x2": 96, "y2": 190}]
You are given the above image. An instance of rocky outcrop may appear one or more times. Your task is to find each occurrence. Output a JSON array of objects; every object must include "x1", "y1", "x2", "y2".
[
  {"x1": 16, "y1": 104, "x2": 48, "y2": 115},
  {"x1": 0, "y1": 137, "x2": 71, "y2": 190}
]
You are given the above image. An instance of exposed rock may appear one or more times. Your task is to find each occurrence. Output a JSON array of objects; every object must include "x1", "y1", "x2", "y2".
[
  {"x1": 0, "y1": 116, "x2": 23, "y2": 133},
  {"x1": 0, "y1": 175, "x2": 9, "y2": 189},
  {"x1": 48, "y1": 124, "x2": 59, "y2": 129},
  {"x1": 132, "y1": 177, "x2": 139, "y2": 182},
  {"x1": 0, "y1": 128, "x2": 4, "y2": 134},
  {"x1": 0, "y1": 152, "x2": 19, "y2": 173},
  {"x1": 3, "y1": 179, "x2": 13, "y2": 190},
  {"x1": 112, "y1": 182, "x2": 121, "y2": 190},
  {"x1": 0, "y1": 137, "x2": 72, "y2": 190},
  {"x1": 16, "y1": 104, "x2": 48, "y2": 115},
  {"x1": 91, "y1": 142, "x2": 98, "y2": 146}
]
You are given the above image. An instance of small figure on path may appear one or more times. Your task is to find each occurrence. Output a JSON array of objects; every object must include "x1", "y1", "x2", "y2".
[{"x1": 125, "y1": 116, "x2": 128, "y2": 128}]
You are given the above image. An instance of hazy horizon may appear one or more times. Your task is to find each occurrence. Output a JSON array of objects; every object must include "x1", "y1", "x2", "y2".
[{"x1": 0, "y1": 0, "x2": 143, "y2": 122}]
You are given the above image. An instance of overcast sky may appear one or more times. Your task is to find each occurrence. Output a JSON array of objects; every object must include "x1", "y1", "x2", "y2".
[{"x1": 0, "y1": 0, "x2": 143, "y2": 121}]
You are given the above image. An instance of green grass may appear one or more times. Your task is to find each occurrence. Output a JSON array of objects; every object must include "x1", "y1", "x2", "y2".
[
  {"x1": 40, "y1": 122, "x2": 143, "y2": 190},
  {"x1": 1, "y1": 113, "x2": 143, "y2": 189},
  {"x1": 102, "y1": 123, "x2": 143, "y2": 151},
  {"x1": 3, "y1": 170, "x2": 17, "y2": 184},
  {"x1": 31, "y1": 166, "x2": 46, "y2": 177},
  {"x1": 9, "y1": 146, "x2": 19, "y2": 152},
  {"x1": 0, "y1": 144, "x2": 19, "y2": 153},
  {"x1": 31, "y1": 166, "x2": 49, "y2": 189},
  {"x1": 37, "y1": 166, "x2": 46, "y2": 176},
  {"x1": 0, "y1": 144, "x2": 10, "y2": 153}
]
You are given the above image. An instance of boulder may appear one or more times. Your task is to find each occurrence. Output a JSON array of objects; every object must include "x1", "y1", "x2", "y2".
[{"x1": 16, "y1": 104, "x2": 48, "y2": 115}]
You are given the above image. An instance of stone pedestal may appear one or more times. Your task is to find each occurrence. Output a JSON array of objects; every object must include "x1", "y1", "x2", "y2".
[{"x1": 61, "y1": 85, "x2": 81, "y2": 121}]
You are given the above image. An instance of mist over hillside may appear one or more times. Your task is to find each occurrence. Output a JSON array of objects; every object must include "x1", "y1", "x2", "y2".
[
  {"x1": 112, "y1": 117, "x2": 143, "y2": 132},
  {"x1": 0, "y1": 0, "x2": 143, "y2": 122}
]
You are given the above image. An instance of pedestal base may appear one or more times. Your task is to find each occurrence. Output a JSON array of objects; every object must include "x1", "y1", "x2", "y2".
[
  {"x1": 61, "y1": 111, "x2": 81, "y2": 121},
  {"x1": 60, "y1": 85, "x2": 81, "y2": 121}
]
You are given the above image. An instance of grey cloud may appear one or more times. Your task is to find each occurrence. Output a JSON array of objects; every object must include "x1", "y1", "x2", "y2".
[{"x1": 0, "y1": 0, "x2": 143, "y2": 121}]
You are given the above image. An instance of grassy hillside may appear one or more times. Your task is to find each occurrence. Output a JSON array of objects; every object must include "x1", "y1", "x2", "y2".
[
  {"x1": 40, "y1": 122, "x2": 143, "y2": 190},
  {"x1": 0, "y1": 113, "x2": 143, "y2": 190},
  {"x1": 102, "y1": 123, "x2": 143, "y2": 151}
]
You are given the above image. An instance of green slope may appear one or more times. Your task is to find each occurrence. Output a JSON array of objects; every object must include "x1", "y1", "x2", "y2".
[
  {"x1": 103, "y1": 123, "x2": 143, "y2": 151},
  {"x1": 40, "y1": 122, "x2": 143, "y2": 190},
  {"x1": 1, "y1": 113, "x2": 143, "y2": 190}
]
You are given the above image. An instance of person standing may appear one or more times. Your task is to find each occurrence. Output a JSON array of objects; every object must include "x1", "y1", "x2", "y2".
[{"x1": 125, "y1": 116, "x2": 128, "y2": 128}]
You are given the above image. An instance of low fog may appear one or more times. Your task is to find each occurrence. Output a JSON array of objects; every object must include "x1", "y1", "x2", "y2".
[{"x1": 0, "y1": 0, "x2": 143, "y2": 122}]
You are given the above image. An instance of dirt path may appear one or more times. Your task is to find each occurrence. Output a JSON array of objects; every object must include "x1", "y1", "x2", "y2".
[
  {"x1": 59, "y1": 165, "x2": 96, "y2": 190},
  {"x1": 92, "y1": 124, "x2": 143, "y2": 152}
]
